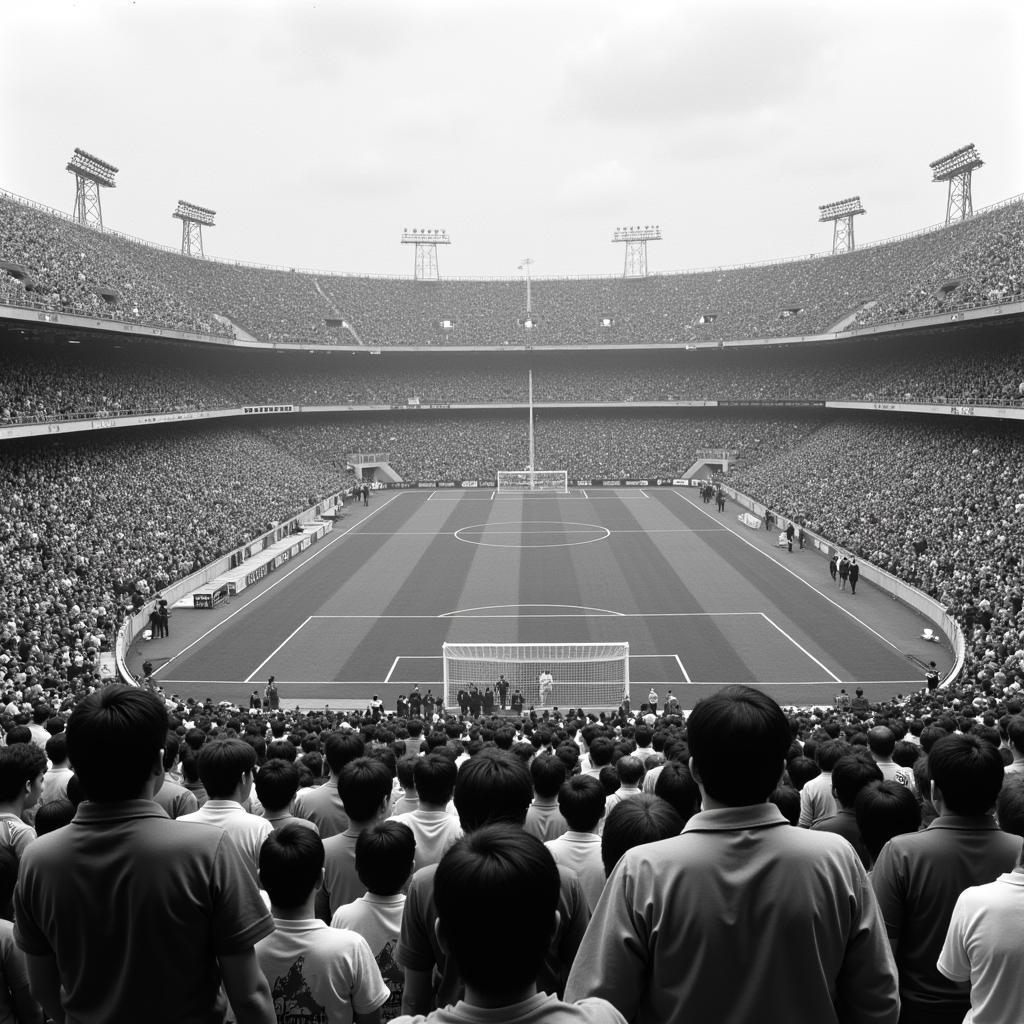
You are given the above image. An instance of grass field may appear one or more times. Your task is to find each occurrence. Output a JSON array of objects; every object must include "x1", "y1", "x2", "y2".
[{"x1": 144, "y1": 488, "x2": 946, "y2": 711}]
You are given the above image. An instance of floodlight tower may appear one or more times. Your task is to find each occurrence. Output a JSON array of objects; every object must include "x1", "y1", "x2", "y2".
[
  {"x1": 818, "y1": 197, "x2": 866, "y2": 255},
  {"x1": 401, "y1": 228, "x2": 450, "y2": 280},
  {"x1": 517, "y1": 257, "x2": 534, "y2": 313},
  {"x1": 173, "y1": 200, "x2": 216, "y2": 257},
  {"x1": 612, "y1": 225, "x2": 661, "y2": 278},
  {"x1": 65, "y1": 148, "x2": 118, "y2": 229},
  {"x1": 930, "y1": 144, "x2": 984, "y2": 225}
]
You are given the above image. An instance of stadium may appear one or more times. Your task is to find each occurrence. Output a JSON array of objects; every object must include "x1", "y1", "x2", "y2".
[
  {"x1": 2, "y1": 163, "x2": 1023, "y2": 714},
  {"x1": 4, "y1": 4, "x2": 1024, "y2": 1020}
]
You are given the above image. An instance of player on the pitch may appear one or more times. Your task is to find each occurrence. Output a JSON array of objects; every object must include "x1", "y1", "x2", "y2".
[{"x1": 538, "y1": 668, "x2": 554, "y2": 705}]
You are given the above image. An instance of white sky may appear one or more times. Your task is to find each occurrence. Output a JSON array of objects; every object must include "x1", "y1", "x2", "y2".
[{"x1": 4, "y1": 0, "x2": 1023, "y2": 278}]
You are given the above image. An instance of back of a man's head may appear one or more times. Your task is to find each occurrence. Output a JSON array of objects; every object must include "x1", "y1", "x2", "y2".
[
  {"x1": 355, "y1": 819, "x2": 416, "y2": 896},
  {"x1": 454, "y1": 749, "x2": 533, "y2": 831},
  {"x1": 530, "y1": 753, "x2": 568, "y2": 800},
  {"x1": 616, "y1": 755, "x2": 645, "y2": 787},
  {"x1": 687, "y1": 686, "x2": 791, "y2": 806},
  {"x1": 654, "y1": 760, "x2": 701, "y2": 825},
  {"x1": 434, "y1": 825, "x2": 559, "y2": 995},
  {"x1": 855, "y1": 780, "x2": 922, "y2": 860},
  {"x1": 996, "y1": 775, "x2": 1024, "y2": 838},
  {"x1": 867, "y1": 726, "x2": 897, "y2": 760},
  {"x1": 66, "y1": 686, "x2": 168, "y2": 802},
  {"x1": 1007, "y1": 715, "x2": 1024, "y2": 754},
  {"x1": 254, "y1": 758, "x2": 301, "y2": 812},
  {"x1": 0, "y1": 744, "x2": 47, "y2": 805},
  {"x1": 323, "y1": 730, "x2": 366, "y2": 775},
  {"x1": 337, "y1": 756, "x2": 393, "y2": 824},
  {"x1": 558, "y1": 774, "x2": 605, "y2": 832},
  {"x1": 197, "y1": 738, "x2": 257, "y2": 799},
  {"x1": 414, "y1": 752, "x2": 458, "y2": 806},
  {"x1": 45, "y1": 731, "x2": 69, "y2": 766},
  {"x1": 815, "y1": 738, "x2": 852, "y2": 772},
  {"x1": 831, "y1": 751, "x2": 884, "y2": 809},
  {"x1": 929, "y1": 733, "x2": 1004, "y2": 816},
  {"x1": 601, "y1": 794, "x2": 683, "y2": 877},
  {"x1": 588, "y1": 736, "x2": 615, "y2": 768},
  {"x1": 259, "y1": 824, "x2": 324, "y2": 910}
]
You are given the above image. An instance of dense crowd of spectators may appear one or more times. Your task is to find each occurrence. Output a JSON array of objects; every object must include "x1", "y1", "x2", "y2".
[
  {"x1": 2, "y1": 329, "x2": 1024, "y2": 425},
  {"x1": 729, "y1": 414, "x2": 1024, "y2": 687},
  {"x1": 3, "y1": 190, "x2": 1022, "y2": 347}
]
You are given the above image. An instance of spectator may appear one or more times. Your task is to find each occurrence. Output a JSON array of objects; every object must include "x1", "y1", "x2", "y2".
[
  {"x1": 392, "y1": 753, "x2": 462, "y2": 869},
  {"x1": 546, "y1": 775, "x2": 607, "y2": 912},
  {"x1": 854, "y1": 780, "x2": 922, "y2": 862},
  {"x1": 565, "y1": 685, "x2": 899, "y2": 1024},
  {"x1": 871, "y1": 733, "x2": 1022, "y2": 1024},
  {"x1": 811, "y1": 751, "x2": 883, "y2": 870},
  {"x1": 13, "y1": 686, "x2": 275, "y2": 1023},
  {"x1": 256, "y1": 824, "x2": 390, "y2": 1023}
]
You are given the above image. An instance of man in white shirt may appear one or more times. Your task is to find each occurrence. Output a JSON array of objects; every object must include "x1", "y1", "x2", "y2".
[
  {"x1": 545, "y1": 775, "x2": 606, "y2": 912},
  {"x1": 392, "y1": 754, "x2": 462, "y2": 868},
  {"x1": 1004, "y1": 716, "x2": 1024, "y2": 775},
  {"x1": 179, "y1": 738, "x2": 273, "y2": 886}
]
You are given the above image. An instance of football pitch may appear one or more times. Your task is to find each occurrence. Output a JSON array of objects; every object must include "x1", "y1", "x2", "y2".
[{"x1": 146, "y1": 488, "x2": 944, "y2": 711}]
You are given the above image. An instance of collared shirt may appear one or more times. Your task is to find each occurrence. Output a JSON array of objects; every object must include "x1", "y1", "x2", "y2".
[
  {"x1": 871, "y1": 814, "x2": 1022, "y2": 1011},
  {"x1": 178, "y1": 798, "x2": 273, "y2": 885},
  {"x1": 546, "y1": 831, "x2": 605, "y2": 912},
  {"x1": 565, "y1": 803, "x2": 899, "y2": 1024},
  {"x1": 525, "y1": 799, "x2": 569, "y2": 844},
  {"x1": 15, "y1": 799, "x2": 272, "y2": 1024},
  {"x1": 799, "y1": 770, "x2": 837, "y2": 828}
]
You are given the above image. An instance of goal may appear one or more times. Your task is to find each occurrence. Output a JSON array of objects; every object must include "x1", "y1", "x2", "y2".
[
  {"x1": 496, "y1": 470, "x2": 568, "y2": 494},
  {"x1": 442, "y1": 642, "x2": 629, "y2": 711}
]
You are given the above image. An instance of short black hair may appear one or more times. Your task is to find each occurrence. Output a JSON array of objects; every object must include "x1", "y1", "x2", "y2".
[
  {"x1": 323, "y1": 731, "x2": 366, "y2": 774},
  {"x1": 815, "y1": 739, "x2": 851, "y2": 772},
  {"x1": 337, "y1": 757, "x2": 392, "y2": 824},
  {"x1": 454, "y1": 750, "x2": 533, "y2": 831},
  {"x1": 653, "y1": 761, "x2": 701, "y2": 825},
  {"x1": 557, "y1": 774, "x2": 605, "y2": 832},
  {"x1": 66, "y1": 686, "x2": 167, "y2": 802},
  {"x1": 687, "y1": 686, "x2": 790, "y2": 806},
  {"x1": 45, "y1": 732, "x2": 68, "y2": 765},
  {"x1": 355, "y1": 820, "x2": 415, "y2": 896},
  {"x1": 831, "y1": 752, "x2": 884, "y2": 808},
  {"x1": 785, "y1": 756, "x2": 820, "y2": 791},
  {"x1": 601, "y1": 794, "x2": 683, "y2": 877},
  {"x1": 769, "y1": 785, "x2": 801, "y2": 826},
  {"x1": 996, "y1": 775, "x2": 1024, "y2": 838},
  {"x1": 530, "y1": 753, "x2": 568, "y2": 799},
  {"x1": 254, "y1": 758, "x2": 301, "y2": 812},
  {"x1": 855, "y1": 781, "x2": 922, "y2": 860},
  {"x1": 929, "y1": 733, "x2": 1004, "y2": 816},
  {"x1": 0, "y1": 744, "x2": 47, "y2": 804},
  {"x1": 34, "y1": 798, "x2": 76, "y2": 836},
  {"x1": 414, "y1": 753, "x2": 458, "y2": 806},
  {"x1": 197, "y1": 738, "x2": 257, "y2": 799},
  {"x1": 434, "y1": 826, "x2": 559, "y2": 993},
  {"x1": 259, "y1": 824, "x2": 325, "y2": 910}
]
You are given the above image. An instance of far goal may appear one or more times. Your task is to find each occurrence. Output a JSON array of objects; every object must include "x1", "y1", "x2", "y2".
[
  {"x1": 496, "y1": 470, "x2": 568, "y2": 494},
  {"x1": 442, "y1": 642, "x2": 628, "y2": 711}
]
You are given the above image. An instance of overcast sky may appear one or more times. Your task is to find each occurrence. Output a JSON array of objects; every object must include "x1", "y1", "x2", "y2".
[{"x1": 4, "y1": 0, "x2": 1022, "y2": 278}]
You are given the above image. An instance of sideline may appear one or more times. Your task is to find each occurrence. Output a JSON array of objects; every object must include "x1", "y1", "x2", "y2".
[
  {"x1": 672, "y1": 489, "x2": 906, "y2": 657},
  {"x1": 152, "y1": 492, "x2": 406, "y2": 678}
]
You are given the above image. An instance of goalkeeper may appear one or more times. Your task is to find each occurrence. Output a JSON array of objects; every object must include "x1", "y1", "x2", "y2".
[{"x1": 538, "y1": 669, "x2": 554, "y2": 705}]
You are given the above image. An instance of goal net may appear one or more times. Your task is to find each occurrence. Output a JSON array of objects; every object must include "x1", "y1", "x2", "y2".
[
  {"x1": 442, "y1": 642, "x2": 629, "y2": 711},
  {"x1": 496, "y1": 470, "x2": 568, "y2": 494}
]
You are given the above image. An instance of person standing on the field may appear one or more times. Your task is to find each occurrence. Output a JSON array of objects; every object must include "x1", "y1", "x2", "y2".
[
  {"x1": 538, "y1": 670, "x2": 554, "y2": 706},
  {"x1": 829, "y1": 553, "x2": 838, "y2": 584},
  {"x1": 496, "y1": 675, "x2": 510, "y2": 710},
  {"x1": 647, "y1": 688, "x2": 659, "y2": 716},
  {"x1": 848, "y1": 558, "x2": 860, "y2": 595},
  {"x1": 838, "y1": 556, "x2": 850, "y2": 591},
  {"x1": 786, "y1": 523, "x2": 795, "y2": 553},
  {"x1": 362, "y1": 483, "x2": 370, "y2": 507}
]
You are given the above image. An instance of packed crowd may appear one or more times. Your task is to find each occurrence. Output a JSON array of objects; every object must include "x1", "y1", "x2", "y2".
[
  {"x1": 3, "y1": 329, "x2": 1024, "y2": 425},
  {"x1": 729, "y1": 414, "x2": 1024, "y2": 688},
  {"x1": 2, "y1": 675, "x2": 1023, "y2": 1022},
  {"x1": 3, "y1": 190, "x2": 1022, "y2": 347}
]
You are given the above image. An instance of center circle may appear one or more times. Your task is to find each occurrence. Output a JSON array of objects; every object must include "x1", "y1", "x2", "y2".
[{"x1": 454, "y1": 520, "x2": 611, "y2": 549}]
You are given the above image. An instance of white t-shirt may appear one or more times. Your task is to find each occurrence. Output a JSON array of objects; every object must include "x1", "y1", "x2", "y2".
[
  {"x1": 332, "y1": 893, "x2": 407, "y2": 1020},
  {"x1": 256, "y1": 918, "x2": 390, "y2": 1024},
  {"x1": 938, "y1": 870, "x2": 1024, "y2": 1024}
]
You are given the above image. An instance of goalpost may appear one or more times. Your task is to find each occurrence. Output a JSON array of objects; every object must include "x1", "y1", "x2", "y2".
[
  {"x1": 497, "y1": 370, "x2": 568, "y2": 492},
  {"x1": 496, "y1": 470, "x2": 568, "y2": 493},
  {"x1": 442, "y1": 642, "x2": 629, "y2": 711}
]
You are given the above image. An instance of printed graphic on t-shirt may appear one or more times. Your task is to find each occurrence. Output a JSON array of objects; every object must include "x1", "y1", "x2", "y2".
[
  {"x1": 271, "y1": 956, "x2": 328, "y2": 1024},
  {"x1": 377, "y1": 941, "x2": 405, "y2": 1020}
]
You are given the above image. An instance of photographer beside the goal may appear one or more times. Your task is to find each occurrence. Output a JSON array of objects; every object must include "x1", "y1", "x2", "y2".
[{"x1": 538, "y1": 669, "x2": 555, "y2": 706}]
